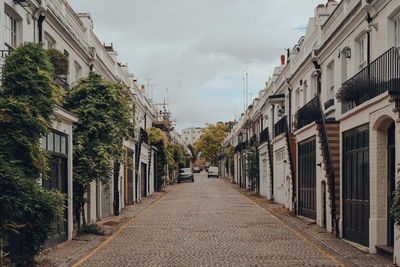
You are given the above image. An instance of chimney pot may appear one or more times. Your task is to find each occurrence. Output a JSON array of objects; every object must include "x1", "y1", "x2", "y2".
[{"x1": 281, "y1": 55, "x2": 285, "y2": 65}]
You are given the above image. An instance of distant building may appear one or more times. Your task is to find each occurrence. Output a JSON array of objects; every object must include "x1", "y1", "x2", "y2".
[{"x1": 180, "y1": 127, "x2": 204, "y2": 146}]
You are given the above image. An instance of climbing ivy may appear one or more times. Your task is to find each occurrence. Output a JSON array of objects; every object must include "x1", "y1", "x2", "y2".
[
  {"x1": 0, "y1": 42, "x2": 64, "y2": 264},
  {"x1": 391, "y1": 165, "x2": 400, "y2": 227},
  {"x1": 246, "y1": 139, "x2": 259, "y2": 192},
  {"x1": 65, "y1": 72, "x2": 134, "y2": 226}
]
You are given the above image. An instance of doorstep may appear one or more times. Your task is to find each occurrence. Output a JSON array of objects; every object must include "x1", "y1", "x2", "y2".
[
  {"x1": 297, "y1": 215, "x2": 316, "y2": 225},
  {"x1": 375, "y1": 245, "x2": 394, "y2": 259},
  {"x1": 342, "y1": 239, "x2": 370, "y2": 253}
]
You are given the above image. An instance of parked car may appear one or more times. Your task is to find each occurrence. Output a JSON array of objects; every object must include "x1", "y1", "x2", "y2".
[
  {"x1": 178, "y1": 168, "x2": 194, "y2": 183},
  {"x1": 205, "y1": 162, "x2": 210, "y2": 171},
  {"x1": 207, "y1": 166, "x2": 219, "y2": 178},
  {"x1": 192, "y1": 166, "x2": 200, "y2": 173}
]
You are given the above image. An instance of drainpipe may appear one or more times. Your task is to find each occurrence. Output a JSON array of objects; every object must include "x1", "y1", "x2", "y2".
[
  {"x1": 366, "y1": 12, "x2": 372, "y2": 78},
  {"x1": 38, "y1": 14, "x2": 46, "y2": 43},
  {"x1": 288, "y1": 85, "x2": 292, "y2": 132},
  {"x1": 271, "y1": 105, "x2": 275, "y2": 137}
]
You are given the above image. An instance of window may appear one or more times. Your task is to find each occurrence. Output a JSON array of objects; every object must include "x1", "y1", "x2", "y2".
[
  {"x1": 4, "y1": 12, "x2": 17, "y2": 47},
  {"x1": 41, "y1": 131, "x2": 67, "y2": 156},
  {"x1": 327, "y1": 61, "x2": 335, "y2": 100},
  {"x1": 358, "y1": 35, "x2": 367, "y2": 69},
  {"x1": 44, "y1": 35, "x2": 55, "y2": 49},
  {"x1": 395, "y1": 15, "x2": 400, "y2": 48},
  {"x1": 74, "y1": 63, "x2": 81, "y2": 82},
  {"x1": 295, "y1": 89, "x2": 300, "y2": 111}
]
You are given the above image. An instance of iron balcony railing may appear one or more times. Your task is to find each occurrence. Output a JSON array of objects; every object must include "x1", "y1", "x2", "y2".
[
  {"x1": 54, "y1": 76, "x2": 70, "y2": 92},
  {"x1": 140, "y1": 127, "x2": 148, "y2": 144},
  {"x1": 0, "y1": 50, "x2": 12, "y2": 84},
  {"x1": 295, "y1": 95, "x2": 322, "y2": 130},
  {"x1": 259, "y1": 127, "x2": 270, "y2": 144},
  {"x1": 339, "y1": 47, "x2": 400, "y2": 114},
  {"x1": 274, "y1": 116, "x2": 287, "y2": 137}
]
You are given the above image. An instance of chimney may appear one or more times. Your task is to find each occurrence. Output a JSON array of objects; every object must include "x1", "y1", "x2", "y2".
[
  {"x1": 141, "y1": 84, "x2": 145, "y2": 91},
  {"x1": 281, "y1": 55, "x2": 285, "y2": 65}
]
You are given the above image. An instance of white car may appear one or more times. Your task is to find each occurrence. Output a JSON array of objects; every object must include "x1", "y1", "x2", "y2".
[{"x1": 208, "y1": 166, "x2": 219, "y2": 178}]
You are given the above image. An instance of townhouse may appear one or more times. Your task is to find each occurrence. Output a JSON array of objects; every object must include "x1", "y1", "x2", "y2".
[
  {"x1": 1, "y1": 0, "x2": 161, "y2": 260},
  {"x1": 221, "y1": 0, "x2": 400, "y2": 263}
]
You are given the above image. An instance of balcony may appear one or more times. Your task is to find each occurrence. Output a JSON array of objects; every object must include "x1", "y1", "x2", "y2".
[
  {"x1": 338, "y1": 47, "x2": 400, "y2": 114},
  {"x1": 259, "y1": 127, "x2": 270, "y2": 144},
  {"x1": 140, "y1": 127, "x2": 148, "y2": 144},
  {"x1": 274, "y1": 116, "x2": 287, "y2": 137},
  {"x1": 53, "y1": 76, "x2": 70, "y2": 92},
  {"x1": 0, "y1": 50, "x2": 12, "y2": 84},
  {"x1": 295, "y1": 95, "x2": 322, "y2": 130}
]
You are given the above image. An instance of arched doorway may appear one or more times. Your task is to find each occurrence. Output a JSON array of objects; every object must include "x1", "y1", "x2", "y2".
[{"x1": 387, "y1": 122, "x2": 395, "y2": 247}]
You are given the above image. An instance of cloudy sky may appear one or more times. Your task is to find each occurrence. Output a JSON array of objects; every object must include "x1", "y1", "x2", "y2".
[{"x1": 68, "y1": 0, "x2": 325, "y2": 131}]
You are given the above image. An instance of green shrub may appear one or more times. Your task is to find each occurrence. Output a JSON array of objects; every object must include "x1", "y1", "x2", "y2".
[
  {"x1": 78, "y1": 224, "x2": 105, "y2": 236},
  {"x1": 0, "y1": 42, "x2": 64, "y2": 264},
  {"x1": 46, "y1": 48, "x2": 69, "y2": 76}
]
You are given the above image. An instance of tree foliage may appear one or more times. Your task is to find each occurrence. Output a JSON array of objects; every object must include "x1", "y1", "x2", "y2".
[
  {"x1": 194, "y1": 123, "x2": 227, "y2": 165},
  {"x1": 187, "y1": 144, "x2": 197, "y2": 162},
  {"x1": 147, "y1": 127, "x2": 170, "y2": 190},
  {"x1": 391, "y1": 165, "x2": 400, "y2": 227},
  {"x1": 45, "y1": 48, "x2": 69, "y2": 76},
  {"x1": 246, "y1": 140, "x2": 259, "y2": 192},
  {"x1": 0, "y1": 42, "x2": 64, "y2": 263},
  {"x1": 65, "y1": 72, "x2": 134, "y2": 226}
]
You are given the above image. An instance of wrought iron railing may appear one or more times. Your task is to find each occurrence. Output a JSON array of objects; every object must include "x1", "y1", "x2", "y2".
[
  {"x1": 0, "y1": 50, "x2": 12, "y2": 85},
  {"x1": 54, "y1": 76, "x2": 70, "y2": 92},
  {"x1": 274, "y1": 116, "x2": 287, "y2": 137},
  {"x1": 259, "y1": 127, "x2": 269, "y2": 144},
  {"x1": 339, "y1": 47, "x2": 400, "y2": 114},
  {"x1": 140, "y1": 127, "x2": 148, "y2": 144},
  {"x1": 295, "y1": 95, "x2": 322, "y2": 130}
]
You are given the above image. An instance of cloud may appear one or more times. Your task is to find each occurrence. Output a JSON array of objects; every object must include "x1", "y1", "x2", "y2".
[{"x1": 68, "y1": 0, "x2": 325, "y2": 130}]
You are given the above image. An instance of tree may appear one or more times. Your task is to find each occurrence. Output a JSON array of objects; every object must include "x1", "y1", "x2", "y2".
[
  {"x1": 64, "y1": 72, "x2": 134, "y2": 226},
  {"x1": 246, "y1": 139, "x2": 259, "y2": 192},
  {"x1": 187, "y1": 144, "x2": 197, "y2": 162},
  {"x1": 0, "y1": 42, "x2": 64, "y2": 264},
  {"x1": 194, "y1": 123, "x2": 227, "y2": 165},
  {"x1": 147, "y1": 127, "x2": 169, "y2": 190}
]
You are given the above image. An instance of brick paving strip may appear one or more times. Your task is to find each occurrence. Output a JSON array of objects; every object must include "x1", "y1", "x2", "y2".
[
  {"x1": 227, "y1": 179, "x2": 394, "y2": 267},
  {"x1": 36, "y1": 184, "x2": 176, "y2": 267}
]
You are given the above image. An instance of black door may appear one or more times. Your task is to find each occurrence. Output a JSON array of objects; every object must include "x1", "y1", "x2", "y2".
[
  {"x1": 298, "y1": 137, "x2": 316, "y2": 219},
  {"x1": 43, "y1": 156, "x2": 68, "y2": 247},
  {"x1": 387, "y1": 122, "x2": 395, "y2": 247},
  {"x1": 141, "y1": 162, "x2": 147, "y2": 197},
  {"x1": 343, "y1": 124, "x2": 369, "y2": 247}
]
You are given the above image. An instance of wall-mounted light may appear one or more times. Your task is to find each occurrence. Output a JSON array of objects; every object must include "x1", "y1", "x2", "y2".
[
  {"x1": 13, "y1": 0, "x2": 30, "y2": 7},
  {"x1": 344, "y1": 47, "x2": 351, "y2": 59}
]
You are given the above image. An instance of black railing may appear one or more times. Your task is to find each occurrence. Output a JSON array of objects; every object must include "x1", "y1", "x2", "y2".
[
  {"x1": 259, "y1": 127, "x2": 270, "y2": 144},
  {"x1": 324, "y1": 98, "x2": 334, "y2": 110},
  {"x1": 295, "y1": 95, "x2": 322, "y2": 130},
  {"x1": 54, "y1": 76, "x2": 70, "y2": 92},
  {"x1": 250, "y1": 134, "x2": 257, "y2": 146},
  {"x1": 274, "y1": 116, "x2": 287, "y2": 137},
  {"x1": 140, "y1": 127, "x2": 148, "y2": 144},
  {"x1": 339, "y1": 47, "x2": 400, "y2": 114},
  {"x1": 0, "y1": 49, "x2": 12, "y2": 58},
  {"x1": 234, "y1": 144, "x2": 240, "y2": 154}
]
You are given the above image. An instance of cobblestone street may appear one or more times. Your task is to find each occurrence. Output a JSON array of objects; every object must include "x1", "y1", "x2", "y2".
[{"x1": 71, "y1": 173, "x2": 392, "y2": 266}]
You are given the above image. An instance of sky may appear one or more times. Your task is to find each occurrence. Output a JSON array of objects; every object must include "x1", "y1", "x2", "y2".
[{"x1": 68, "y1": 0, "x2": 326, "y2": 131}]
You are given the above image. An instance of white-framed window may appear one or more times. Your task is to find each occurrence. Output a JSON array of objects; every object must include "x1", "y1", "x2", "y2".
[
  {"x1": 395, "y1": 15, "x2": 400, "y2": 48},
  {"x1": 358, "y1": 35, "x2": 367, "y2": 69},
  {"x1": 295, "y1": 89, "x2": 300, "y2": 111},
  {"x1": 4, "y1": 12, "x2": 17, "y2": 47},
  {"x1": 74, "y1": 62, "x2": 81, "y2": 82},
  {"x1": 44, "y1": 35, "x2": 55, "y2": 49},
  {"x1": 327, "y1": 61, "x2": 335, "y2": 100}
]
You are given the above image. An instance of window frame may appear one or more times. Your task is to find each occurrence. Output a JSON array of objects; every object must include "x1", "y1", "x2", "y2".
[
  {"x1": 395, "y1": 15, "x2": 400, "y2": 49},
  {"x1": 4, "y1": 11, "x2": 17, "y2": 48},
  {"x1": 326, "y1": 61, "x2": 335, "y2": 100}
]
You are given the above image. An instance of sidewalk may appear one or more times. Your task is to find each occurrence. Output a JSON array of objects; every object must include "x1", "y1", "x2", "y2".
[
  {"x1": 36, "y1": 185, "x2": 175, "y2": 267},
  {"x1": 226, "y1": 179, "x2": 394, "y2": 267}
]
